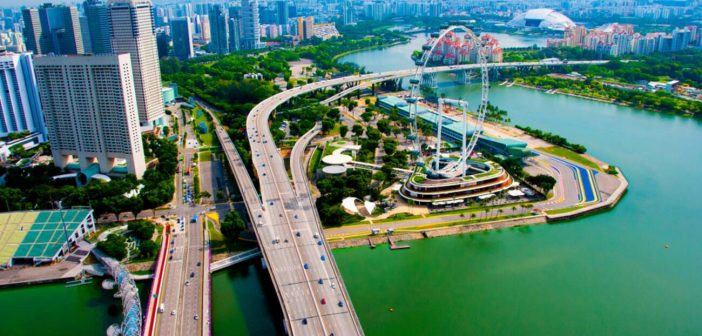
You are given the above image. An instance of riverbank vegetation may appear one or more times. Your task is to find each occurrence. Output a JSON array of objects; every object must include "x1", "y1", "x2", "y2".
[
  {"x1": 516, "y1": 125, "x2": 587, "y2": 153},
  {"x1": 514, "y1": 75, "x2": 702, "y2": 117},
  {"x1": 504, "y1": 48, "x2": 702, "y2": 117}
]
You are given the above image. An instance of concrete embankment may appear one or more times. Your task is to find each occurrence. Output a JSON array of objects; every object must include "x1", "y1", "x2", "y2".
[
  {"x1": 328, "y1": 169, "x2": 629, "y2": 250},
  {"x1": 329, "y1": 215, "x2": 548, "y2": 249}
]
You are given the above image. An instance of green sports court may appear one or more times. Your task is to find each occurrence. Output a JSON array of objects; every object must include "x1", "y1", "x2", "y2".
[{"x1": 0, "y1": 209, "x2": 94, "y2": 267}]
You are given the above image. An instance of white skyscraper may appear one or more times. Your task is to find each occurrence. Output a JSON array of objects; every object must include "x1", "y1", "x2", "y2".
[
  {"x1": 0, "y1": 52, "x2": 46, "y2": 139},
  {"x1": 33, "y1": 54, "x2": 146, "y2": 179},
  {"x1": 241, "y1": 0, "x2": 261, "y2": 50},
  {"x1": 109, "y1": 0, "x2": 164, "y2": 126}
]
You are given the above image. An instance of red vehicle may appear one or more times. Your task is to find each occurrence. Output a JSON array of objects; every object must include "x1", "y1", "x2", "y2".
[{"x1": 185, "y1": 167, "x2": 190, "y2": 175}]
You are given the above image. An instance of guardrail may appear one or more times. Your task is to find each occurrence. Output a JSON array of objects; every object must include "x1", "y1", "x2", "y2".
[
  {"x1": 209, "y1": 248, "x2": 262, "y2": 272},
  {"x1": 202, "y1": 219, "x2": 211, "y2": 336},
  {"x1": 142, "y1": 224, "x2": 171, "y2": 336}
]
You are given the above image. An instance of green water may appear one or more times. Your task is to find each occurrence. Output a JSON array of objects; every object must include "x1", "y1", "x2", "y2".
[
  {"x1": 332, "y1": 35, "x2": 702, "y2": 335},
  {"x1": 338, "y1": 32, "x2": 547, "y2": 73},
  {"x1": 211, "y1": 260, "x2": 285, "y2": 336},
  {"x1": 0, "y1": 279, "x2": 149, "y2": 336}
]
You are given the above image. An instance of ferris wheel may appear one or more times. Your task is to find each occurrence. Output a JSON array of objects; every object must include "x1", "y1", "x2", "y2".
[{"x1": 405, "y1": 23, "x2": 490, "y2": 178}]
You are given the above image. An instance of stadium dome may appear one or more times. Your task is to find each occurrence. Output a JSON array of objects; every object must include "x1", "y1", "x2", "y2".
[{"x1": 507, "y1": 8, "x2": 575, "y2": 31}]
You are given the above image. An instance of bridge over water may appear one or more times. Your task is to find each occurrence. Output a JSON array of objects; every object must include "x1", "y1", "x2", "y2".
[{"x1": 213, "y1": 59, "x2": 606, "y2": 335}]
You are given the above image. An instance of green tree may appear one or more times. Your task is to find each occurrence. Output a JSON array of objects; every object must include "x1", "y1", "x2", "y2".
[
  {"x1": 97, "y1": 234, "x2": 127, "y2": 260},
  {"x1": 321, "y1": 118, "x2": 335, "y2": 133},
  {"x1": 9, "y1": 144, "x2": 28, "y2": 158},
  {"x1": 139, "y1": 240, "x2": 159, "y2": 258},
  {"x1": 127, "y1": 220, "x2": 156, "y2": 240},
  {"x1": 526, "y1": 174, "x2": 557, "y2": 193},
  {"x1": 352, "y1": 124, "x2": 364, "y2": 136},
  {"x1": 220, "y1": 211, "x2": 247, "y2": 239},
  {"x1": 339, "y1": 125, "x2": 349, "y2": 137},
  {"x1": 377, "y1": 119, "x2": 391, "y2": 135},
  {"x1": 383, "y1": 139, "x2": 397, "y2": 155}
]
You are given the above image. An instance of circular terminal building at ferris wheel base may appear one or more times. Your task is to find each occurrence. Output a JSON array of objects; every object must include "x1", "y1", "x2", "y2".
[{"x1": 400, "y1": 158, "x2": 515, "y2": 207}]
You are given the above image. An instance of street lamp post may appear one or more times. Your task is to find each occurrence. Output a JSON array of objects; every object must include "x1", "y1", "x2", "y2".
[{"x1": 56, "y1": 201, "x2": 72, "y2": 254}]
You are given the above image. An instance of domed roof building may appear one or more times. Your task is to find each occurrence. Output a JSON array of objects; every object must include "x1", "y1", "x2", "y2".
[{"x1": 507, "y1": 8, "x2": 575, "y2": 31}]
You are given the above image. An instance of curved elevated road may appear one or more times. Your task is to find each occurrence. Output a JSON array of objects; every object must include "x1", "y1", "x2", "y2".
[{"x1": 214, "y1": 60, "x2": 607, "y2": 335}]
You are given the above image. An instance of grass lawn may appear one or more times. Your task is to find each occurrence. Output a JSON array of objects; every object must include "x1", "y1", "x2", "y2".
[
  {"x1": 207, "y1": 220, "x2": 228, "y2": 254},
  {"x1": 545, "y1": 204, "x2": 586, "y2": 215},
  {"x1": 199, "y1": 151, "x2": 213, "y2": 162},
  {"x1": 308, "y1": 147, "x2": 322, "y2": 176},
  {"x1": 537, "y1": 146, "x2": 601, "y2": 170},
  {"x1": 372, "y1": 212, "x2": 419, "y2": 224},
  {"x1": 426, "y1": 202, "x2": 534, "y2": 218},
  {"x1": 399, "y1": 213, "x2": 533, "y2": 231},
  {"x1": 322, "y1": 143, "x2": 341, "y2": 157},
  {"x1": 193, "y1": 106, "x2": 215, "y2": 147},
  {"x1": 88, "y1": 222, "x2": 122, "y2": 243},
  {"x1": 206, "y1": 218, "x2": 256, "y2": 254},
  {"x1": 324, "y1": 123, "x2": 342, "y2": 137}
]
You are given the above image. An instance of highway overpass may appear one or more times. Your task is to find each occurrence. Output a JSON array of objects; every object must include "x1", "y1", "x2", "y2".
[{"x1": 214, "y1": 59, "x2": 607, "y2": 335}]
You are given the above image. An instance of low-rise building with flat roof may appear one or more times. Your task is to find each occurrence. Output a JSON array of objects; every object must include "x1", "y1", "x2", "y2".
[{"x1": 0, "y1": 209, "x2": 95, "y2": 268}]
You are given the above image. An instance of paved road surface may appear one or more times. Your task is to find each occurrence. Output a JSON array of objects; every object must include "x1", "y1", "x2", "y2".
[{"x1": 155, "y1": 110, "x2": 208, "y2": 336}]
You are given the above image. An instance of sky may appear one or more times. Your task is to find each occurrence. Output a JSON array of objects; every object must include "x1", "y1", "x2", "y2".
[{"x1": 1, "y1": 0, "x2": 78, "y2": 7}]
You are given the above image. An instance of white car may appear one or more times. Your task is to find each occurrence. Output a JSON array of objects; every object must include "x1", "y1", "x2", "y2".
[{"x1": 171, "y1": 310, "x2": 177, "y2": 316}]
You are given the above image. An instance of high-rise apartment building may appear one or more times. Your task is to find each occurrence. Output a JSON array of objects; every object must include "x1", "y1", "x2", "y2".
[
  {"x1": 297, "y1": 16, "x2": 315, "y2": 40},
  {"x1": 83, "y1": 0, "x2": 112, "y2": 54},
  {"x1": 22, "y1": 4, "x2": 84, "y2": 55},
  {"x1": 22, "y1": 9, "x2": 43, "y2": 54},
  {"x1": 229, "y1": 16, "x2": 242, "y2": 51},
  {"x1": 208, "y1": 5, "x2": 229, "y2": 54},
  {"x1": 109, "y1": 0, "x2": 164, "y2": 126},
  {"x1": 343, "y1": 1, "x2": 355, "y2": 26},
  {"x1": 0, "y1": 52, "x2": 46, "y2": 139},
  {"x1": 241, "y1": 0, "x2": 261, "y2": 50},
  {"x1": 79, "y1": 16, "x2": 93, "y2": 53},
  {"x1": 200, "y1": 15, "x2": 211, "y2": 43},
  {"x1": 275, "y1": 0, "x2": 289, "y2": 25},
  {"x1": 671, "y1": 27, "x2": 691, "y2": 51},
  {"x1": 156, "y1": 31, "x2": 170, "y2": 58},
  {"x1": 33, "y1": 54, "x2": 146, "y2": 178},
  {"x1": 171, "y1": 17, "x2": 194, "y2": 60}
]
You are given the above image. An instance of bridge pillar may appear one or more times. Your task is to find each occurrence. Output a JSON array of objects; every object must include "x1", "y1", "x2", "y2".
[
  {"x1": 492, "y1": 67, "x2": 501, "y2": 80},
  {"x1": 454, "y1": 70, "x2": 474, "y2": 84},
  {"x1": 422, "y1": 73, "x2": 438, "y2": 89}
]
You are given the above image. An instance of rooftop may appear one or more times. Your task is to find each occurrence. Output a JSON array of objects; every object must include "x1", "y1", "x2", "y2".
[{"x1": 0, "y1": 209, "x2": 93, "y2": 266}]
